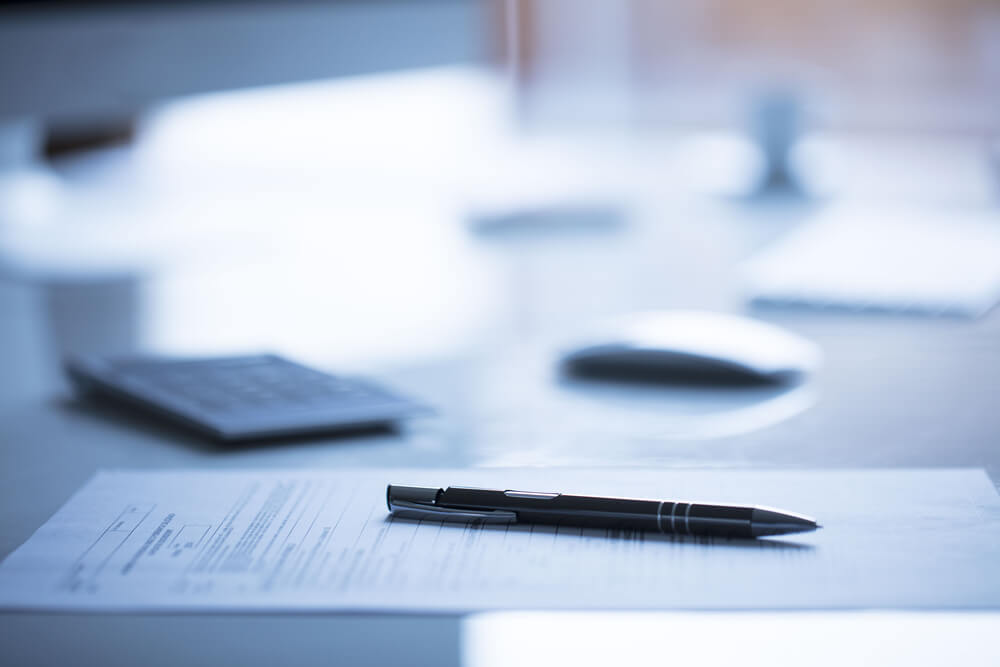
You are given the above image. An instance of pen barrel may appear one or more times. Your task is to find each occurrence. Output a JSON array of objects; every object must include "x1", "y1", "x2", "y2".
[{"x1": 437, "y1": 488, "x2": 755, "y2": 538}]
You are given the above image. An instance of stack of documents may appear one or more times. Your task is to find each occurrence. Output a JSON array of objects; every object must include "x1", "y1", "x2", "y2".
[{"x1": 0, "y1": 468, "x2": 998, "y2": 612}]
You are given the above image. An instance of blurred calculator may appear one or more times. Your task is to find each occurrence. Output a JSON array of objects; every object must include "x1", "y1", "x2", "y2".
[{"x1": 66, "y1": 354, "x2": 430, "y2": 442}]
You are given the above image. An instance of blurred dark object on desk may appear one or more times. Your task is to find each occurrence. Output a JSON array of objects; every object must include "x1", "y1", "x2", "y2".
[
  {"x1": 468, "y1": 201, "x2": 627, "y2": 240},
  {"x1": 561, "y1": 310, "x2": 821, "y2": 386},
  {"x1": 42, "y1": 117, "x2": 138, "y2": 160}
]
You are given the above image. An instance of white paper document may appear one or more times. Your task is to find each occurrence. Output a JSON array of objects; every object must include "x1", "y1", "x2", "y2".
[{"x1": 1, "y1": 468, "x2": 998, "y2": 612}]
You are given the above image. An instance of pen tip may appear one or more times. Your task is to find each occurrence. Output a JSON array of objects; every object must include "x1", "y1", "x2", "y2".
[{"x1": 750, "y1": 507, "x2": 820, "y2": 537}]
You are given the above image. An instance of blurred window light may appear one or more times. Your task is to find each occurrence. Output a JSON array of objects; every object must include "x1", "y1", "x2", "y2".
[{"x1": 495, "y1": 0, "x2": 1000, "y2": 133}]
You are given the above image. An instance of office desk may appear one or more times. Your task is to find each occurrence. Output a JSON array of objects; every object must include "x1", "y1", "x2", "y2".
[
  {"x1": 3, "y1": 316, "x2": 999, "y2": 665},
  {"x1": 2, "y1": 71, "x2": 999, "y2": 664}
]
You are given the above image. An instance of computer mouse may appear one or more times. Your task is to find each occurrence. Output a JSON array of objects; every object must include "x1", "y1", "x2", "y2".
[{"x1": 561, "y1": 310, "x2": 821, "y2": 384}]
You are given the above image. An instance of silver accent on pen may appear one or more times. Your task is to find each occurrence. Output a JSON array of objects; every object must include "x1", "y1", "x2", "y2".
[{"x1": 386, "y1": 485, "x2": 517, "y2": 524}]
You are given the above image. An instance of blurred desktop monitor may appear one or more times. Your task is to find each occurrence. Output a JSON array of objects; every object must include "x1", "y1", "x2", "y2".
[{"x1": 0, "y1": 0, "x2": 485, "y2": 152}]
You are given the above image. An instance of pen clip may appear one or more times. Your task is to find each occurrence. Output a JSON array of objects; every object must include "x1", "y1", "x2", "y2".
[{"x1": 388, "y1": 500, "x2": 517, "y2": 525}]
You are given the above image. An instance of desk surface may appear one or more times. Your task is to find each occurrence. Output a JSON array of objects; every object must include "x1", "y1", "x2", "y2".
[
  {"x1": 2, "y1": 70, "x2": 1000, "y2": 666},
  {"x1": 4, "y1": 296, "x2": 999, "y2": 666}
]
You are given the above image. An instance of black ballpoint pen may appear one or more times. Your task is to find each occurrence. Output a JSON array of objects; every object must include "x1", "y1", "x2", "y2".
[{"x1": 386, "y1": 484, "x2": 819, "y2": 538}]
